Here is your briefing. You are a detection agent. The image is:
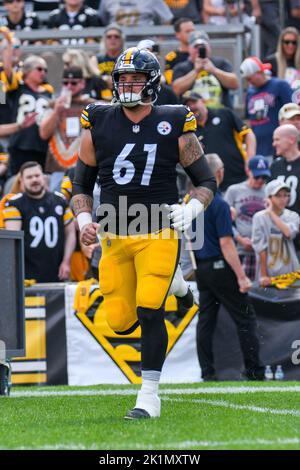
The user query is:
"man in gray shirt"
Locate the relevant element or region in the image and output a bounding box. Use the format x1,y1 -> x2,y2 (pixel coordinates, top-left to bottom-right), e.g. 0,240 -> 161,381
98,0 -> 173,26
252,179 -> 300,287
225,156 -> 270,280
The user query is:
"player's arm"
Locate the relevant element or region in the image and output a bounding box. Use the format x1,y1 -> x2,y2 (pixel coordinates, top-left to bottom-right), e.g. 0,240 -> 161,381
179,131 -> 216,209
70,129 -> 99,246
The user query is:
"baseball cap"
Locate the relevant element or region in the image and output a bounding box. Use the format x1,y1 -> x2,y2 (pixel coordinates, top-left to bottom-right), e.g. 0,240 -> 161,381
248,156 -> 271,178
240,56 -> 272,78
265,179 -> 290,197
63,67 -> 83,80
182,91 -> 203,103
278,102 -> 300,121
188,31 -> 209,47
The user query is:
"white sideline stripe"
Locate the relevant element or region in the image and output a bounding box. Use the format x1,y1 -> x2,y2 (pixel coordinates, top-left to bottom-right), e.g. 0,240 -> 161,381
25,308 -> 45,319
10,385 -> 300,398
163,397 -> 300,418
11,361 -> 47,372
3,438 -> 300,450
155,438 -> 300,450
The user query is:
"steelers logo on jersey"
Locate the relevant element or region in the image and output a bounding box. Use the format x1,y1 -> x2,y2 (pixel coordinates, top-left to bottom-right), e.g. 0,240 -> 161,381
157,121 -> 172,135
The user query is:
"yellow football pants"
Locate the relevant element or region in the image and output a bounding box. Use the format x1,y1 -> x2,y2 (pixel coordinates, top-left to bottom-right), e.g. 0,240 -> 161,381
99,229 -> 180,333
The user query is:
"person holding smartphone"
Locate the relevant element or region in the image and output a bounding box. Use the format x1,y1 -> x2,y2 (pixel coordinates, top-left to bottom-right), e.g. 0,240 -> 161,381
172,30 -> 239,108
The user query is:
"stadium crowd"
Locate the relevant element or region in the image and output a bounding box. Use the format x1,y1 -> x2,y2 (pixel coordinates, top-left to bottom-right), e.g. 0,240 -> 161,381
1,1 -> 300,390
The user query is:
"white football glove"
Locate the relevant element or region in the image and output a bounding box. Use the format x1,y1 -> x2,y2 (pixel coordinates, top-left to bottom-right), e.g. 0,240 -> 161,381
166,199 -> 204,232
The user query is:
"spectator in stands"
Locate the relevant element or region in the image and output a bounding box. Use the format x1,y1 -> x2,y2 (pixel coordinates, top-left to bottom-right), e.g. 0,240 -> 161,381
137,39 -> 178,105
203,0 -> 255,47
0,143 -> 9,197
271,124 -> 300,257
4,161 -> 76,282
0,26 -> 22,81
48,0 -> 100,45
265,27 -> 300,103
203,0 -> 242,23
278,102 -> 300,133
164,0 -> 202,23
62,48 -> 111,101
39,66 -> 94,174
225,156 -> 270,280
90,23 -> 125,100
5,55 -> 53,176
285,1 -> 300,30
240,56 -> 293,160
164,17 -> 195,85
0,171 -> 22,227
203,0 -> 249,24
182,90 -> 256,191
249,0 -> 280,58
98,0 -> 173,26
172,30 -> 239,107
252,179 -> 300,286
194,152 -> 264,381
0,28 -> 37,131
0,27 -> 23,125
1,0 -> 40,31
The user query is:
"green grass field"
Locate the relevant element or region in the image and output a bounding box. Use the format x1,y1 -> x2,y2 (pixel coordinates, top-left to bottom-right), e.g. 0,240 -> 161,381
0,382 -> 300,450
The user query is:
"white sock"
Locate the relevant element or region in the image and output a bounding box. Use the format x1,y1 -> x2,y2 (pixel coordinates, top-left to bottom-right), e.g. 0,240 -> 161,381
140,379 -> 159,395
135,373 -> 161,417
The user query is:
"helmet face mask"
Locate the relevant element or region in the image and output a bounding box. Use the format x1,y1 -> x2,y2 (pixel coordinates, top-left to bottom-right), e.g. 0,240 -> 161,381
112,47 -> 161,107
117,77 -> 148,108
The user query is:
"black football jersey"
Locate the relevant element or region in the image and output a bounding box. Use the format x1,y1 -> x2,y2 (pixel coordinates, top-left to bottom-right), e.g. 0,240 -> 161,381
48,6 -> 100,44
164,50 -> 189,84
1,11 -> 40,31
4,191 -> 73,282
7,82 -> 52,152
84,76 -> 111,101
96,54 -> 117,77
270,156 -> 300,250
80,103 -> 196,226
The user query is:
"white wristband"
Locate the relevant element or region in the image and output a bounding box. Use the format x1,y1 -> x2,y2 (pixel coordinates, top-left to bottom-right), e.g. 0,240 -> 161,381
77,212 -> 92,232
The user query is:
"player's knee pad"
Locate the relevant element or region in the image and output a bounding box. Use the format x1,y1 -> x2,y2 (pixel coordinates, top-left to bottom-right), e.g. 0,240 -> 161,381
99,257 -> 122,294
147,240 -> 178,278
137,241 -> 179,308
104,297 -> 137,333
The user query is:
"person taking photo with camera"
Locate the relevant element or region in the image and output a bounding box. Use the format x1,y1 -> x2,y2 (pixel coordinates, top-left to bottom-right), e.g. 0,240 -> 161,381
172,30 -> 238,108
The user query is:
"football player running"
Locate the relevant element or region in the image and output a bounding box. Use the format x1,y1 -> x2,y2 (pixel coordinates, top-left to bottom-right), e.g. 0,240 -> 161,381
72,47 -> 217,420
